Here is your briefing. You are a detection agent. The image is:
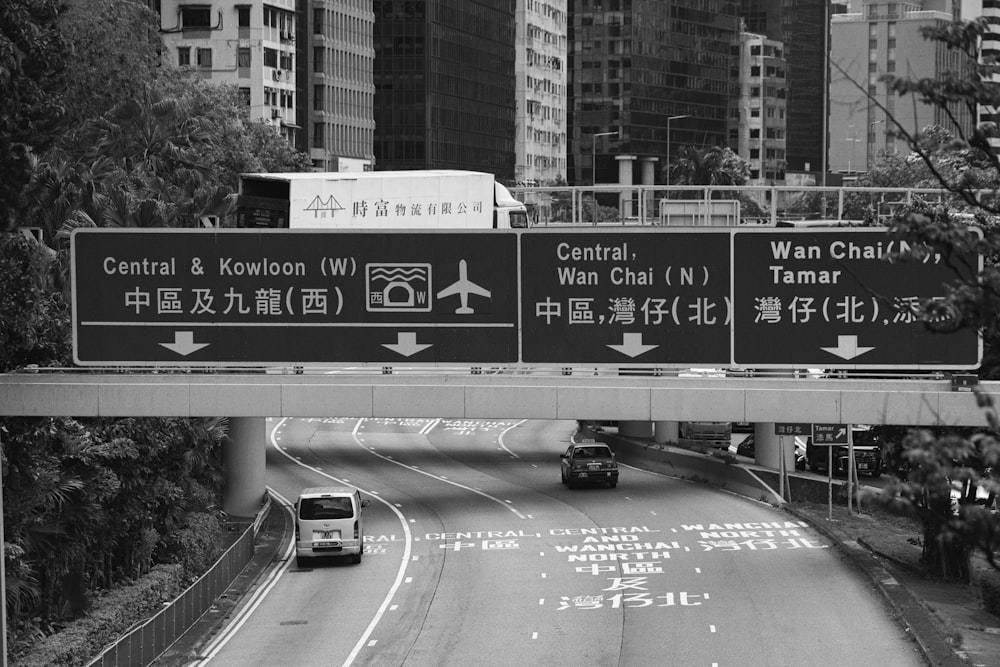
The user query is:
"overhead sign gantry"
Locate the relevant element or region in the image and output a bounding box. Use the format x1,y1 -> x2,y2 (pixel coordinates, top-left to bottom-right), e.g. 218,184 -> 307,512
71,227 -> 981,369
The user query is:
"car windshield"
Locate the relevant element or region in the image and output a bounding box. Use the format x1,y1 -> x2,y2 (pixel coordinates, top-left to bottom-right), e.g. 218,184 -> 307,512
575,446 -> 612,458
300,496 -> 353,520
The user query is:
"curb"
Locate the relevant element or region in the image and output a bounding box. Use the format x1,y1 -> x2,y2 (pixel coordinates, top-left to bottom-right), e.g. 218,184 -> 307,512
788,503 -> 965,665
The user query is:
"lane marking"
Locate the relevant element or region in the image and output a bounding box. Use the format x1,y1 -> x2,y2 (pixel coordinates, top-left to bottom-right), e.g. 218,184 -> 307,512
496,419 -> 527,458
268,418 -> 415,667
353,418 -> 528,519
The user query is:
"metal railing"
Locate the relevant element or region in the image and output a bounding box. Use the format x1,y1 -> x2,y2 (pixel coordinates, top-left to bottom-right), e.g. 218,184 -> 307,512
85,496 -> 271,667
509,184 -> 996,228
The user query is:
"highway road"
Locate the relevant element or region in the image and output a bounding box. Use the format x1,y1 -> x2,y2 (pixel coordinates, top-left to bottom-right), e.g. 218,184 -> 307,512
198,418 -> 924,667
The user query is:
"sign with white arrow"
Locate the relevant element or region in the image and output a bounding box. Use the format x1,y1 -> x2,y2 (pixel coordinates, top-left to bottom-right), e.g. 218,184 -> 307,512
813,423 -> 849,445
71,227 -> 980,368
520,229 -> 732,364
732,228 -> 981,369
71,230 -> 517,365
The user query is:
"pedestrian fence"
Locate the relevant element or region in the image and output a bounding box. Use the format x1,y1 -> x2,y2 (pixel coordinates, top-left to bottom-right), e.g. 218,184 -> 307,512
85,494 -> 273,667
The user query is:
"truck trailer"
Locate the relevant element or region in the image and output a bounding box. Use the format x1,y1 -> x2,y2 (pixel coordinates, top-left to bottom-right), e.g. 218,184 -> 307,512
235,170 -> 528,230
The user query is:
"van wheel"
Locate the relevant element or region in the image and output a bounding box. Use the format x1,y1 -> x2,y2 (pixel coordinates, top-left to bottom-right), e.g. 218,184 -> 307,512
296,555 -> 311,568
352,551 -> 363,564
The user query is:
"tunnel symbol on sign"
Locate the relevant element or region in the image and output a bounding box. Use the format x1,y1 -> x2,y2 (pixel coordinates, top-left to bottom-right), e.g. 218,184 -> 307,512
366,263 -> 432,312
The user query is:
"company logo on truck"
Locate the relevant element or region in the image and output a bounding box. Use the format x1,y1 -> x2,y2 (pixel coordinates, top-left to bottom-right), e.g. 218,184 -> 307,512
305,195 -> 346,218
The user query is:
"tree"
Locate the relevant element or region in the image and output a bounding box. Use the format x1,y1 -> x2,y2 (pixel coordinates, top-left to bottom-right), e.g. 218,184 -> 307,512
54,0 -> 163,152
0,0 -> 69,230
0,233 -> 70,371
664,145 -> 750,188
845,17 -> 1000,580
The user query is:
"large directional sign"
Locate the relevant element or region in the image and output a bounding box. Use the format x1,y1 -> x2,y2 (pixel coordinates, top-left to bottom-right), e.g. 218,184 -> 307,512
733,229 -> 981,367
520,230 -> 731,363
71,228 -> 981,368
72,230 -> 518,365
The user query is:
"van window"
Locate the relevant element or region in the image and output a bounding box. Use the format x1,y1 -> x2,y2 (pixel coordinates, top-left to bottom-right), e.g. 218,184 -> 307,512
300,496 -> 354,520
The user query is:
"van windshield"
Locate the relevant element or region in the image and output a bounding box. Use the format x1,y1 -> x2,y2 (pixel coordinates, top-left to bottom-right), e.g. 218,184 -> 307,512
300,497 -> 354,520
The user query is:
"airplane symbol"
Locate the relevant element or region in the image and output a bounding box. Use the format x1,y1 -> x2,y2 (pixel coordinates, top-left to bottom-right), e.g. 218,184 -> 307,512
436,259 -> 491,314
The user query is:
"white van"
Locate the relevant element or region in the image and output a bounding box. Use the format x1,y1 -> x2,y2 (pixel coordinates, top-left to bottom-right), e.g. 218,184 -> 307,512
294,486 -> 369,566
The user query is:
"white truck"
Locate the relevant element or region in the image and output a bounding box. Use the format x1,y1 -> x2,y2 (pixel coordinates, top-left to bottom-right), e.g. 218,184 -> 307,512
235,170 -> 528,230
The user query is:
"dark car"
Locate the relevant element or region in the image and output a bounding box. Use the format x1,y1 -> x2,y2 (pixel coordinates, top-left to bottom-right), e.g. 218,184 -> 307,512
561,443 -> 619,488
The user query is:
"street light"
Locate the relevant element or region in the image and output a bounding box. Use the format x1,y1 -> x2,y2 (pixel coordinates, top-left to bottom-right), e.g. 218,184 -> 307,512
665,114 -> 691,187
868,119 -> 884,170
591,131 -> 618,185
846,125 -> 862,174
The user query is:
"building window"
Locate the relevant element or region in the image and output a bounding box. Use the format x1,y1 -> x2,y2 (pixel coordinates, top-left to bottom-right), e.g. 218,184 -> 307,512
238,87 -> 251,106
177,46 -> 191,67
237,5 -> 250,27
238,47 -> 251,68
197,48 -> 212,68
314,85 -> 324,110
314,47 -> 324,73
751,86 -> 760,97
181,6 -> 212,29
264,47 -> 278,68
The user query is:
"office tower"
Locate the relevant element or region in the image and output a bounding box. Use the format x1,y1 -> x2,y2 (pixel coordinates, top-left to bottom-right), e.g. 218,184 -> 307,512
567,0 -> 741,186
372,0 -> 517,179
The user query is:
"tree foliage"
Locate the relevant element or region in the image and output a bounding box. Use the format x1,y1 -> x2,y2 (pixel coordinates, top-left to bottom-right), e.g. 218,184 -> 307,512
0,233 -> 70,371
854,17 -> 1000,580
0,0 -> 68,230
2,415 -> 227,651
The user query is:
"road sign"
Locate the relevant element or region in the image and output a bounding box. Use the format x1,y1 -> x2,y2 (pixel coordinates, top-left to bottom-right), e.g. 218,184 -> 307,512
775,423 -> 811,436
71,227 -> 982,368
812,423 -> 849,445
71,230 -> 518,365
520,229 -> 731,363
733,228 -> 981,368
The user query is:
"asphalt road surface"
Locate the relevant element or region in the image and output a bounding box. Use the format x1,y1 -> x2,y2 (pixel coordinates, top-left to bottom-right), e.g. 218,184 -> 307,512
198,418 -> 924,667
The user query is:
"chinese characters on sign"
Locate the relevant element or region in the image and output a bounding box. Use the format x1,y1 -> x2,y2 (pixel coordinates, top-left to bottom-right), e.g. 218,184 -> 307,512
71,228 -> 980,367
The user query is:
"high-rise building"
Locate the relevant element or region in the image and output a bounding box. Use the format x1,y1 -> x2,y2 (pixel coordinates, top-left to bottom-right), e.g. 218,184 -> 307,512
567,0 -> 741,187
731,32 -> 788,183
829,0 -> 972,172
156,0 -> 377,172
157,0 -> 300,144
372,1 -> 517,179
300,0 -> 376,171
515,0 -> 568,185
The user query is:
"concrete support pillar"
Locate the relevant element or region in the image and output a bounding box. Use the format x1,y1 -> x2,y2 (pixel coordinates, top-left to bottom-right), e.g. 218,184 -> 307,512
753,422 -> 795,472
618,420 -> 654,439
616,155 -> 636,219
639,157 -> 659,224
653,421 -> 679,444
223,417 -> 267,518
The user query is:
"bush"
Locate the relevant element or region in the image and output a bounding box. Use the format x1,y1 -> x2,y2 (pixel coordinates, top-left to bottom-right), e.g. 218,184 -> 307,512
13,564 -> 185,667
160,511 -> 225,574
981,570 -> 1000,617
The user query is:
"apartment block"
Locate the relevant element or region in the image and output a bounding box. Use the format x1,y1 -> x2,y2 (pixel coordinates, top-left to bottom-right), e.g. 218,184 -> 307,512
516,0 -> 568,186
730,32 -> 788,183
158,0 -> 300,145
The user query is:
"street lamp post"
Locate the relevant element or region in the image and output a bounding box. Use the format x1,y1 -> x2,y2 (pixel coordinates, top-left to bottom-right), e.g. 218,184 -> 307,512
591,131 -> 617,223
665,114 -> 691,187
868,119 -> 884,170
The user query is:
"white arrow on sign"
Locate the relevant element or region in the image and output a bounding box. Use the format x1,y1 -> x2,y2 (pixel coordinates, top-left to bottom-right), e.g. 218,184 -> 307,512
383,332 -> 432,357
607,333 -> 658,358
820,335 -> 875,360
835,427 -> 847,441
159,331 -> 210,356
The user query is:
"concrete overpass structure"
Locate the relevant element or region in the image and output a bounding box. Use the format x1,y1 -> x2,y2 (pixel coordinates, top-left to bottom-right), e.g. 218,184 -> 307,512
2,371 -> 995,515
